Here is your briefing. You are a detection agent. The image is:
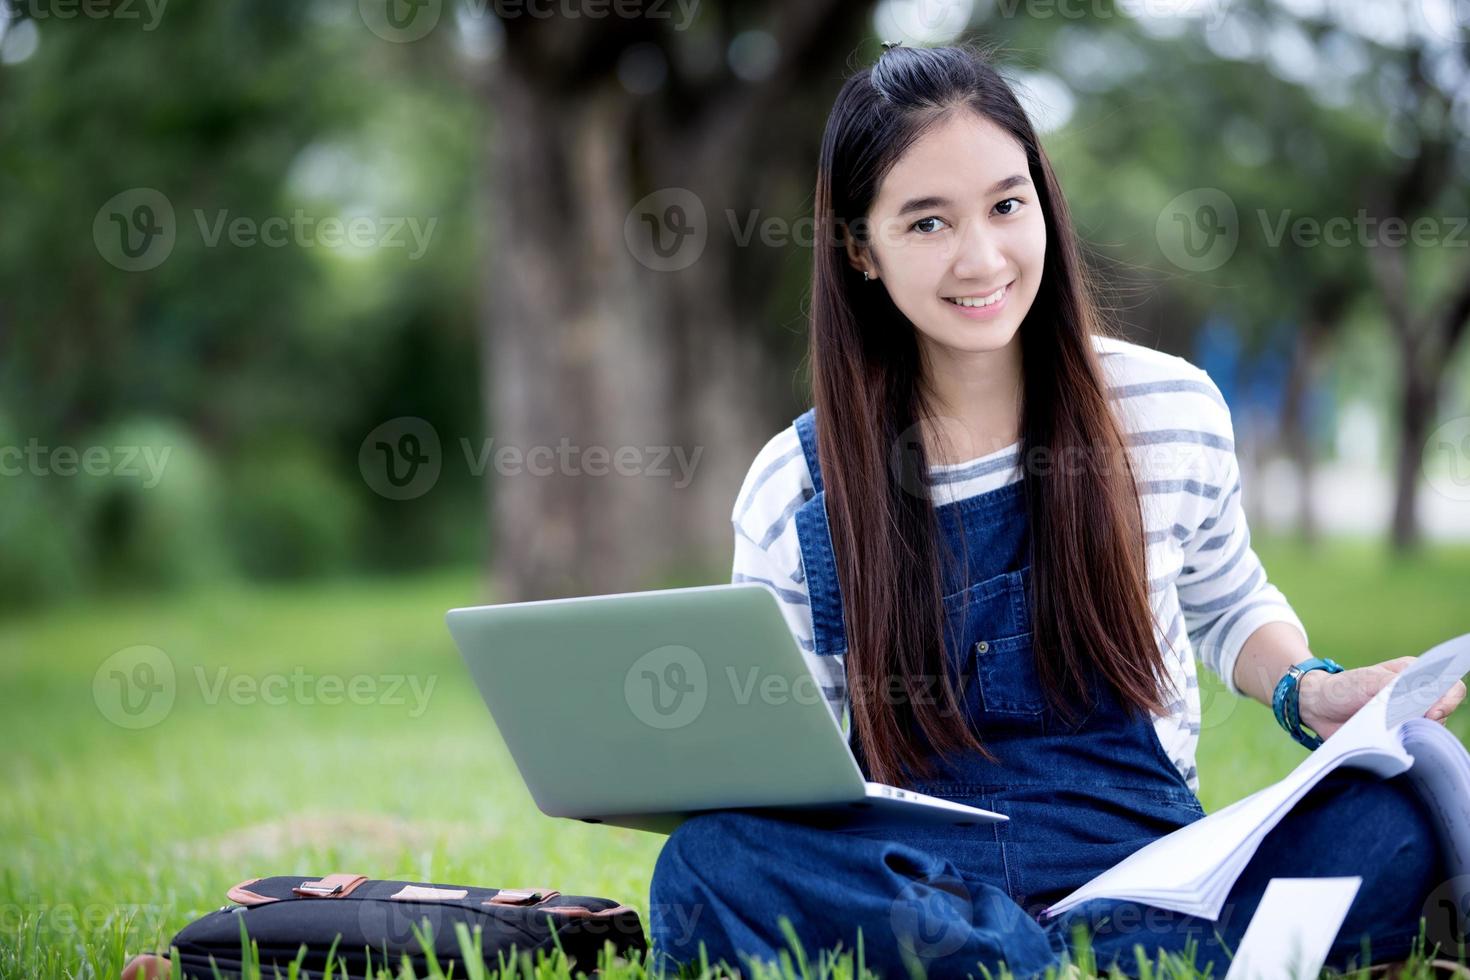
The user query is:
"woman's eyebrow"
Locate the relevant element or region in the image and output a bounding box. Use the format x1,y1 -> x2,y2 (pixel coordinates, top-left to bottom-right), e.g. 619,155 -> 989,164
894,174 -> 1032,216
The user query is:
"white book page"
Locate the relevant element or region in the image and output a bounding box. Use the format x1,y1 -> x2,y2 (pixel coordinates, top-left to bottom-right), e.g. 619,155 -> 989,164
1222,877 -> 1362,980
1042,632 -> 1470,921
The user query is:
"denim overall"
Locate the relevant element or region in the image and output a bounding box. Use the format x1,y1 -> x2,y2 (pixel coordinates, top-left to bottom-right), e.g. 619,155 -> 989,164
648,408 -> 1448,978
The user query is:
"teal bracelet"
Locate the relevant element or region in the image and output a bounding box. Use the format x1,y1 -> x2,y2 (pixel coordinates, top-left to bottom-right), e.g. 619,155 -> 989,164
1271,656 -> 1345,750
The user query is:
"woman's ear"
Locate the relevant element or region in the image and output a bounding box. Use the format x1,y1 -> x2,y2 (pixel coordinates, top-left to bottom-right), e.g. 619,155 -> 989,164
844,236 -> 876,281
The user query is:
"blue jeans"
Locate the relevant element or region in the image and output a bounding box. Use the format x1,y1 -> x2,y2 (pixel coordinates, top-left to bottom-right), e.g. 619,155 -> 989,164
648,767 -> 1450,978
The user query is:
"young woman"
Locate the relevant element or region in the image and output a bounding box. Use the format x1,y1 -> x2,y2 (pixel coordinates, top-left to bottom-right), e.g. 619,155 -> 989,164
648,42 -> 1465,978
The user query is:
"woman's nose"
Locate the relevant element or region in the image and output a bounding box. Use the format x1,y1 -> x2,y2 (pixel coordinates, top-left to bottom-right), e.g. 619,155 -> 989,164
952,219 -> 1009,283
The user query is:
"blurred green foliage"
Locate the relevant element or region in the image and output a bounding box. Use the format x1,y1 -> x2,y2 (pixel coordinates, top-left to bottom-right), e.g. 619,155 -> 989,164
0,0 -> 488,608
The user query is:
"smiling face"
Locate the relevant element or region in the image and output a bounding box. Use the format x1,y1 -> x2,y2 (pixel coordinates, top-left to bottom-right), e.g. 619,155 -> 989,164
848,108 -> 1047,373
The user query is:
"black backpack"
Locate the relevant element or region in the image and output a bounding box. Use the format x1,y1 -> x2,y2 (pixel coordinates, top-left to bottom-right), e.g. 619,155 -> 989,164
121,873 -> 648,979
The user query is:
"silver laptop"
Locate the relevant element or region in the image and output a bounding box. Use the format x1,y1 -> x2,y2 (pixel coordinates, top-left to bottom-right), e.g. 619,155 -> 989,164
445,582 -> 1008,835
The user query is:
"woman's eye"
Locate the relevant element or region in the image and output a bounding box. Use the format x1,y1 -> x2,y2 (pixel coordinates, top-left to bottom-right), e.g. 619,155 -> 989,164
994,197 -> 1024,216
911,216 -> 948,235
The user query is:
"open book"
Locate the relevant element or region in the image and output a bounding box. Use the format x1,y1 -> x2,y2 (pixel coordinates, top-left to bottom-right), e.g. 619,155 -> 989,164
1041,632 -> 1470,932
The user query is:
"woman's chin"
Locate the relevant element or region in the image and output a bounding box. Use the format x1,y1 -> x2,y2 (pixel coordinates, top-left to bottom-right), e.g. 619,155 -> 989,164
919,322 -> 1022,358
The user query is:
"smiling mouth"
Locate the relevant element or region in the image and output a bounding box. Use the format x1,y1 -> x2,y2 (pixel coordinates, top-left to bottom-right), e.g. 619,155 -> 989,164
943,282 -> 1012,308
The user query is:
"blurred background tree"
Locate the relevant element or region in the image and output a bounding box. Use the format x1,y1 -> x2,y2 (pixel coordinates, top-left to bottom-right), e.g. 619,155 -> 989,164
0,0 -> 1465,613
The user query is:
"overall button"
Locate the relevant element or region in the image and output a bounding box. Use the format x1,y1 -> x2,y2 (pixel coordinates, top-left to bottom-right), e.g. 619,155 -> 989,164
976,640 -> 989,653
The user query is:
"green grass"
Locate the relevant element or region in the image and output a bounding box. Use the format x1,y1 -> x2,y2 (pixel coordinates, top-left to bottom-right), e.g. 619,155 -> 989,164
2,540 -> 1468,979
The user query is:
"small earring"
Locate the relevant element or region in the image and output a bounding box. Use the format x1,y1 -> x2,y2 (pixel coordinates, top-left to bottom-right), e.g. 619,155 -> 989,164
863,270 -> 871,281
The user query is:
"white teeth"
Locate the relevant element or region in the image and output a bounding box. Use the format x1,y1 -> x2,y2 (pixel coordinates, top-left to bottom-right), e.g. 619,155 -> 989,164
945,284 -> 1007,308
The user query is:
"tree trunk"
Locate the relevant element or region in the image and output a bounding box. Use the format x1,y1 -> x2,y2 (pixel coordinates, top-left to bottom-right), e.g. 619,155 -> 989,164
476,2 -> 872,600
1390,354 -> 1436,553
481,73 -> 675,600
1281,287 -> 1347,547
1280,324 -> 1316,545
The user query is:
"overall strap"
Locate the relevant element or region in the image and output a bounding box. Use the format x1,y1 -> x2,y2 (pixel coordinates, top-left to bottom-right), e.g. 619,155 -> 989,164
792,407 -> 823,496
791,406 -> 847,657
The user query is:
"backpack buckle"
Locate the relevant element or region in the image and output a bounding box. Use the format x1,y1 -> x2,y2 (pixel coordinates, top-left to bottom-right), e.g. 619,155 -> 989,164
292,874 -> 367,898
486,887 -> 560,906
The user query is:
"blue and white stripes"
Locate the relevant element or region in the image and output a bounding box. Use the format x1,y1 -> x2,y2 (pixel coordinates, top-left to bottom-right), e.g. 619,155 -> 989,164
729,335 -> 1309,795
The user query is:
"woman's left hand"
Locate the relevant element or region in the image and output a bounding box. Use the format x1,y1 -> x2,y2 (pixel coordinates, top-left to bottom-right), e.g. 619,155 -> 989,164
1296,656 -> 1467,743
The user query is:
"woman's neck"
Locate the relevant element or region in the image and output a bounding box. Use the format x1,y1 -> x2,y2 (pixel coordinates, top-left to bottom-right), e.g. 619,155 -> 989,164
919,334 -> 1023,465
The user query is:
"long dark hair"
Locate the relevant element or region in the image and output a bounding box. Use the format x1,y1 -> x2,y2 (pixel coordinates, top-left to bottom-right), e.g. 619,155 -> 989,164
810,40 -> 1172,786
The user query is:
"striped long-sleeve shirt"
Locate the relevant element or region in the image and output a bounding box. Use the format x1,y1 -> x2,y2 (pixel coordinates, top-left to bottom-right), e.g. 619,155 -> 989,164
729,334 -> 1308,794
